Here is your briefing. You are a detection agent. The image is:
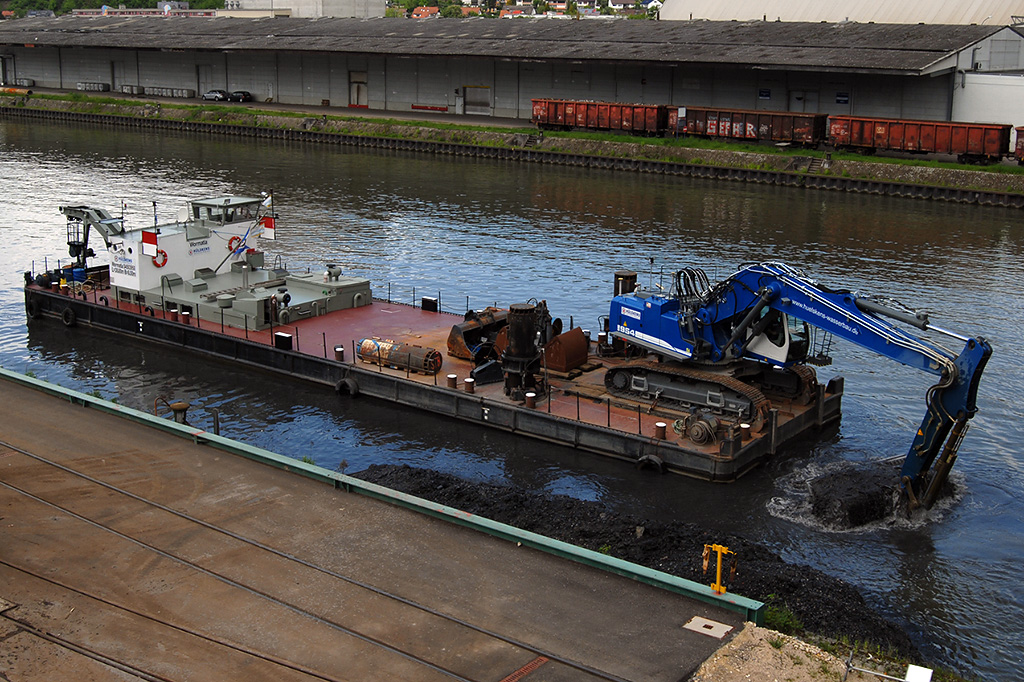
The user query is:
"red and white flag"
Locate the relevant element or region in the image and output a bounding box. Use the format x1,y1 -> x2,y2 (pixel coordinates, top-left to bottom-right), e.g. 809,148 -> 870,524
141,230 -> 158,256
259,215 -> 276,240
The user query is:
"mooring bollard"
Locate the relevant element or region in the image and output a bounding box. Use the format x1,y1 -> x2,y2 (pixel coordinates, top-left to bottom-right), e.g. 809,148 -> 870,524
525,391 -> 536,408
464,377 -> 475,394
447,373 -> 458,389
655,421 -> 667,440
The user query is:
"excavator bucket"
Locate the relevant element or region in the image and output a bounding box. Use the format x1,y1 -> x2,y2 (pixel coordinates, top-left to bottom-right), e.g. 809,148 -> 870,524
447,307 -> 507,361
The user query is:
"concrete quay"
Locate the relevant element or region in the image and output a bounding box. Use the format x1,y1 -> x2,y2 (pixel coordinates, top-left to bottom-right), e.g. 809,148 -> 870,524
0,372 -> 752,681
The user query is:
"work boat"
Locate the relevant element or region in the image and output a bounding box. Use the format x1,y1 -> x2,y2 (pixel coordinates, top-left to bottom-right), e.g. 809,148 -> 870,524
55,194 -> 369,329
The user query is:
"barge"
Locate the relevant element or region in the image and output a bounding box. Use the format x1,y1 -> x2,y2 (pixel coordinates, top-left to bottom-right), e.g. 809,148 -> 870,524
23,194 -> 843,480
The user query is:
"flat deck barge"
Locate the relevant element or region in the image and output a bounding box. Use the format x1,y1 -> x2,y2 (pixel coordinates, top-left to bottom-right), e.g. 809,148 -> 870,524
23,195 -> 842,480
0,372 -> 754,681
23,279 -> 842,480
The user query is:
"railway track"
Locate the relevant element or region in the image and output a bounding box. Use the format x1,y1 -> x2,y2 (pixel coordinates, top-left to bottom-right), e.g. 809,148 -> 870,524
0,439 -> 625,682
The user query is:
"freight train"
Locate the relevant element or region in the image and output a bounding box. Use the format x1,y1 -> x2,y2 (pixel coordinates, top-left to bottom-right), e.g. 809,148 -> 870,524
530,98 -> 1024,165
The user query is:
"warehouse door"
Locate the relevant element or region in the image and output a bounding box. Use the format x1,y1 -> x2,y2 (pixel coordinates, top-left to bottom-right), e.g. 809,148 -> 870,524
196,65 -> 214,95
0,55 -> 12,86
788,91 -> 818,113
111,61 -> 126,91
463,85 -> 491,115
349,71 -> 367,108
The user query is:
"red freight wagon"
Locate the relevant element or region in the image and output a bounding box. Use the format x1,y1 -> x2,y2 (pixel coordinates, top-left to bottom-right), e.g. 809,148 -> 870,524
828,116 -> 1012,164
531,99 -> 669,135
681,107 -> 827,146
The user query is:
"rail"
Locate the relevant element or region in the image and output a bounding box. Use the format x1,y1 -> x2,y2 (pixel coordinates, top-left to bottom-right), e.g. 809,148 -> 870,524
0,365 -> 765,624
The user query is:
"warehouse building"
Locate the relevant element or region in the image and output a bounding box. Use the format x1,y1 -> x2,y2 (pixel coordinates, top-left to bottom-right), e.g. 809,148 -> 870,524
1,16 -> 1023,125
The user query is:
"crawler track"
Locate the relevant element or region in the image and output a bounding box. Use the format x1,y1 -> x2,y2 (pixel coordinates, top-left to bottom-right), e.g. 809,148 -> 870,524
605,361 -> 772,431
0,440 -> 624,682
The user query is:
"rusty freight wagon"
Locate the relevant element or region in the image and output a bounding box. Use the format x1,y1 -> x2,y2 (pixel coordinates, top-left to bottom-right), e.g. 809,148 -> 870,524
531,98 -> 670,135
828,115 -> 1012,164
681,107 -> 827,146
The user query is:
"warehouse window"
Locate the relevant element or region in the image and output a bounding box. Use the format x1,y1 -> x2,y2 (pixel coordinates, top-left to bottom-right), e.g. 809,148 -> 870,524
989,39 -> 1020,70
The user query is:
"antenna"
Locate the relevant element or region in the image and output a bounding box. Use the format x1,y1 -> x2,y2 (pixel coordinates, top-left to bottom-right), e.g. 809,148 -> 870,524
648,256 -> 655,290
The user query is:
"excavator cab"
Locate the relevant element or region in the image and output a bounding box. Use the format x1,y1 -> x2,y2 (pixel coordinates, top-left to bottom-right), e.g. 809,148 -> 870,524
744,309 -> 809,366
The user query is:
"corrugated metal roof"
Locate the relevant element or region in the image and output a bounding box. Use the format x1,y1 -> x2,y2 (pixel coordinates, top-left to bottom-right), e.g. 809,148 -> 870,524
661,0 -> 1024,25
0,16 -> 999,74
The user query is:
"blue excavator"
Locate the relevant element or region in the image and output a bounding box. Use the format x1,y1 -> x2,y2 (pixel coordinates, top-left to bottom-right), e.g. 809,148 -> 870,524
605,262 -> 991,509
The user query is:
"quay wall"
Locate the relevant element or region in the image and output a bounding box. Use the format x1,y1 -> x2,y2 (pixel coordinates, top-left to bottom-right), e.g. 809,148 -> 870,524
4,96 -> 1024,208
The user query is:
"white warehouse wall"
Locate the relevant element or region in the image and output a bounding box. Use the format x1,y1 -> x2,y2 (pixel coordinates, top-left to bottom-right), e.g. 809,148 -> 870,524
953,72 -> 1024,127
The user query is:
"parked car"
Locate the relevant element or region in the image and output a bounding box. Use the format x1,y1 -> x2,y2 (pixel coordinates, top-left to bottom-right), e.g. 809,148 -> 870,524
228,90 -> 253,102
201,89 -> 229,101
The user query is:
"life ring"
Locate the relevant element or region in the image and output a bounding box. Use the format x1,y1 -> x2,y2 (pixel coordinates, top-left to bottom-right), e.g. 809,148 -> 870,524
25,298 -> 41,319
228,236 -> 243,252
152,249 -> 168,268
62,307 -> 77,328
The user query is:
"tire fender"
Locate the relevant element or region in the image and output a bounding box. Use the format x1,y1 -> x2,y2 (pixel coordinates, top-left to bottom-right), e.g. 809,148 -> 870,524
62,307 -> 77,328
25,298 -> 41,319
335,376 -> 359,397
635,454 -> 665,473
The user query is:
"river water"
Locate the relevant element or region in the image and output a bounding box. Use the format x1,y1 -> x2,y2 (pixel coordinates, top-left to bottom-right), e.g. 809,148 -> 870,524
2,119 -> 1022,679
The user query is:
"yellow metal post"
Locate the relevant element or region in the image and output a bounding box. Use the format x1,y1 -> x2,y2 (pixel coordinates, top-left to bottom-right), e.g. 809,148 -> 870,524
704,543 -> 735,595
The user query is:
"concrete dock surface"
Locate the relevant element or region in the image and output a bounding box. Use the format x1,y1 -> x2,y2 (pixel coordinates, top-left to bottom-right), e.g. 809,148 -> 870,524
0,376 -> 744,681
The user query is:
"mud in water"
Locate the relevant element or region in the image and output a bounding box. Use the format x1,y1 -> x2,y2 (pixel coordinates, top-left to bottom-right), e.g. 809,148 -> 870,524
353,464 -> 917,656
809,461 -> 904,529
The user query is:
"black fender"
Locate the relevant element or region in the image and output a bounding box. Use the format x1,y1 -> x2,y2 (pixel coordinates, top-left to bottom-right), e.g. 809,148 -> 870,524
61,306 -> 77,328
335,376 -> 359,397
25,297 -> 41,319
635,454 -> 666,473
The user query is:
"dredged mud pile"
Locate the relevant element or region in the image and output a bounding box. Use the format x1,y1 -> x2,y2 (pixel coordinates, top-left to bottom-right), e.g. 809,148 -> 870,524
353,464 -> 916,656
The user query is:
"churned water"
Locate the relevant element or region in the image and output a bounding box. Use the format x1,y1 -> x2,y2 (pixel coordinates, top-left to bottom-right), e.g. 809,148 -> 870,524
2,119 -> 1022,679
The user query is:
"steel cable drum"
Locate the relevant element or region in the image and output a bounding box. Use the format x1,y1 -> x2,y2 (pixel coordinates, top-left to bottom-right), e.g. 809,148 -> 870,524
357,338 -> 443,375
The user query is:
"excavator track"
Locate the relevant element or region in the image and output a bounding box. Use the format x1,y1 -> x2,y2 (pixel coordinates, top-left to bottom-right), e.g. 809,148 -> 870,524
604,361 -> 772,432
788,365 -> 819,405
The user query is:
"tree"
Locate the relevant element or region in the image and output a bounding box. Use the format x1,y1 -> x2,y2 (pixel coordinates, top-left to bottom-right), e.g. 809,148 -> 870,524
440,3 -> 463,16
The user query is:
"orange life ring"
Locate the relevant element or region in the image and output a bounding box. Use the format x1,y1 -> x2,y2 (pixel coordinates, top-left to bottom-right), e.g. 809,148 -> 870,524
228,236 -> 243,251
152,249 -> 168,268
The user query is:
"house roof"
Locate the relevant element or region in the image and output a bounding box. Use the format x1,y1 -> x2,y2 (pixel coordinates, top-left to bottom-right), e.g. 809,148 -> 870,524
0,16 -> 1000,74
